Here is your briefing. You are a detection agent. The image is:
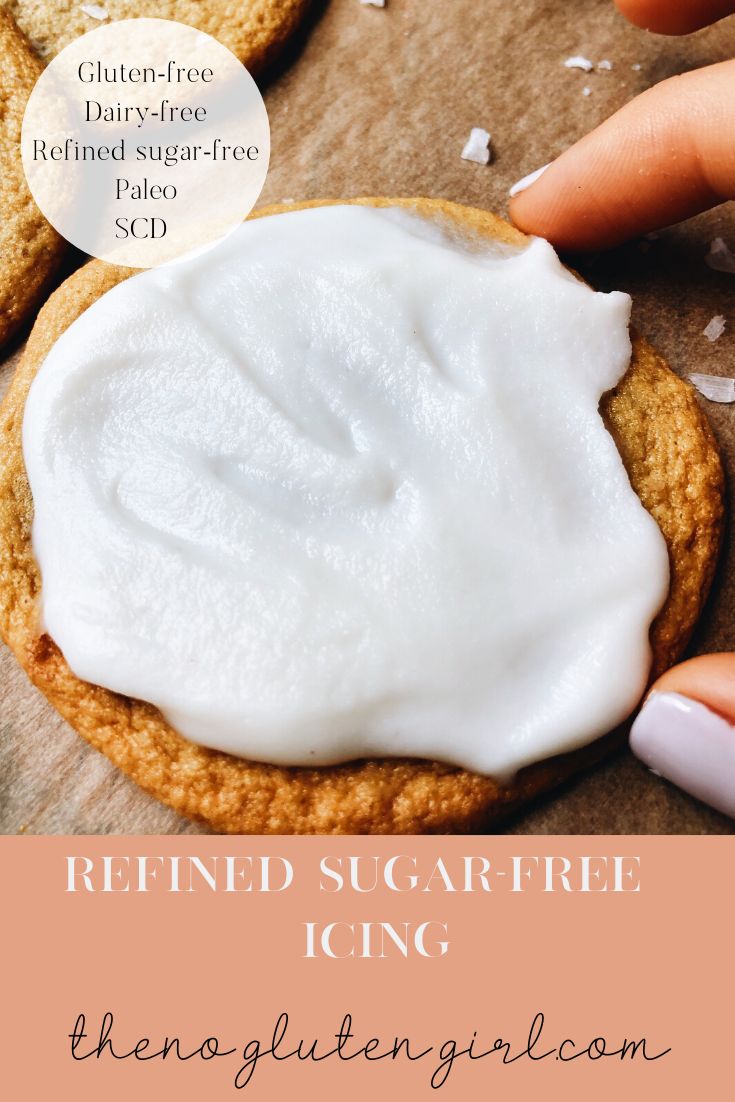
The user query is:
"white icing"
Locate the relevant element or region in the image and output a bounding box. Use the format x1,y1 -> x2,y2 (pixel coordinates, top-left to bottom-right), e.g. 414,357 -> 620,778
24,205 -> 669,776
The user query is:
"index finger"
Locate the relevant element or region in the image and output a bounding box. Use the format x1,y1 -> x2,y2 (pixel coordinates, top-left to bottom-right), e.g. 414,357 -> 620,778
508,60 -> 735,250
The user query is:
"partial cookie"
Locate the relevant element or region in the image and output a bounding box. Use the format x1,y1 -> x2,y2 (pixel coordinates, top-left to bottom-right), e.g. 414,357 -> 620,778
0,10 -> 64,347
4,1 -> 313,72
0,198 -> 725,834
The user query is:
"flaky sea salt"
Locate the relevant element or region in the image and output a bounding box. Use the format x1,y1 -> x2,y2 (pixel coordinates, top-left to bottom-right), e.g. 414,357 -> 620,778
706,237 -> 735,275
582,86 -> 592,96
359,0 -> 385,7
703,316 -> 727,342
631,63 -> 642,71
564,55 -> 594,72
597,59 -> 614,70
461,127 -> 492,166
689,372 -> 735,402
80,3 -> 108,18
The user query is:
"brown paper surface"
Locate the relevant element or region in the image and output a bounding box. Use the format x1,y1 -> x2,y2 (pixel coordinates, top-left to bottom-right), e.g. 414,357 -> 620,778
2,0 -> 735,834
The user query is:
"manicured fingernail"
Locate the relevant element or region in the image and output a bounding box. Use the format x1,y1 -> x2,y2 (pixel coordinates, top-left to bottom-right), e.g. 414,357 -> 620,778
508,163 -> 551,198
630,692 -> 735,818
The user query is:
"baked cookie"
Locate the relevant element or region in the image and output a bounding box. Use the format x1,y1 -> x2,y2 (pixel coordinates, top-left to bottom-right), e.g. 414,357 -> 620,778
0,199 -> 725,834
3,1 -> 313,72
0,10 -> 65,347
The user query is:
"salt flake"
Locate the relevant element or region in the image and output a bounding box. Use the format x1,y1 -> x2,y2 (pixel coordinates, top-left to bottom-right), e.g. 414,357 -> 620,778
706,237 -> 735,275
582,86 -> 592,97
564,55 -> 594,72
689,372 -> 735,403
80,3 -> 108,18
631,63 -> 642,71
359,0 -> 385,6
703,316 -> 727,342
461,127 -> 492,166
597,59 -> 614,70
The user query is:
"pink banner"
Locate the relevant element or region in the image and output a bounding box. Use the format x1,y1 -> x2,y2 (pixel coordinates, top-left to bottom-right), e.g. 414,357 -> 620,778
2,835 -> 730,1098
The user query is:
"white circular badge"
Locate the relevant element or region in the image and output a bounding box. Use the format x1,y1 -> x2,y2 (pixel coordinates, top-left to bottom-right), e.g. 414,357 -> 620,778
21,18 -> 270,268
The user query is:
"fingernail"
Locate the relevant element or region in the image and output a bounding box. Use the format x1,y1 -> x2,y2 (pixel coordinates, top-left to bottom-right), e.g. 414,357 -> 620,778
508,163 -> 552,198
630,692 -> 735,818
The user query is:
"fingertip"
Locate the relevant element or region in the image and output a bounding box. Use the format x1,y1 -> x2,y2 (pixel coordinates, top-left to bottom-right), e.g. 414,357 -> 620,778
509,60 -> 735,251
614,0 -> 735,35
507,159 -> 576,246
631,654 -> 735,818
508,148 -> 629,252
630,687 -> 735,818
508,163 -> 552,200
648,654 -> 735,726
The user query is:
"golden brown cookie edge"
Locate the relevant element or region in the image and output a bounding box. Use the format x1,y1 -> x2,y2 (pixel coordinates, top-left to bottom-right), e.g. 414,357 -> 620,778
0,9 -> 66,347
5,0 -> 314,73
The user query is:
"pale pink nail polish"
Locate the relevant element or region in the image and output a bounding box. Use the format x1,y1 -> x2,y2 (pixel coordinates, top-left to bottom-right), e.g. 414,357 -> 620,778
508,163 -> 551,198
630,692 -> 735,818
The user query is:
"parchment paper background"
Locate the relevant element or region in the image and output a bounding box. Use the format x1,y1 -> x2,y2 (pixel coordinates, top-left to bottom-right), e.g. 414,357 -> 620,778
2,0 -> 734,833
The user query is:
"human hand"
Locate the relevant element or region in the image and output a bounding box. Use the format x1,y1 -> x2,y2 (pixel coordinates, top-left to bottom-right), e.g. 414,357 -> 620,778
509,0 -> 735,817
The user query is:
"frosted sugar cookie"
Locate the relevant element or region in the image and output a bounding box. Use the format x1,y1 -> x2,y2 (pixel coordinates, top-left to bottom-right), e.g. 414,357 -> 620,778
0,199 -> 724,832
